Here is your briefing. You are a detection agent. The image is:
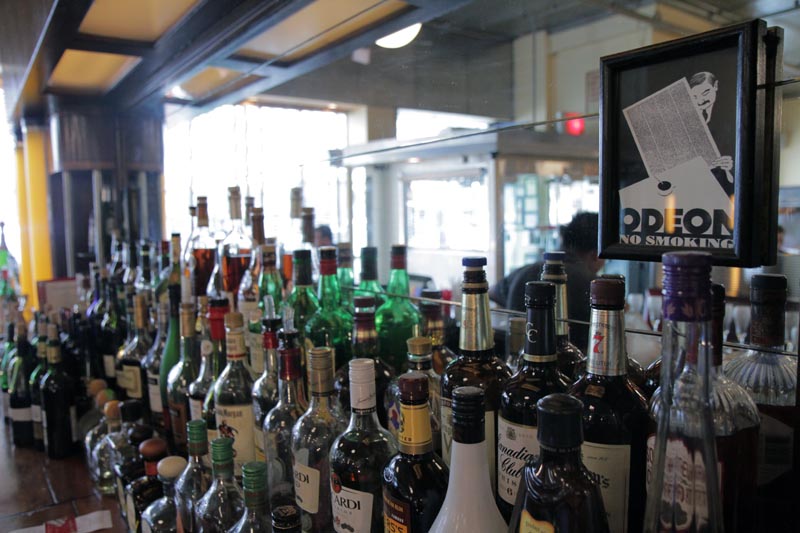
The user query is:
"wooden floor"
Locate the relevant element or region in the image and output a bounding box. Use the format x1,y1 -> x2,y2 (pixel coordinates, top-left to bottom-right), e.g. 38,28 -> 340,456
0,423 -> 126,531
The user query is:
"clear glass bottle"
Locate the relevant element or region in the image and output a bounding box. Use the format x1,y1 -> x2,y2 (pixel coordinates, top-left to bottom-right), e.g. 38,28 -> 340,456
214,311 -> 255,478
355,246 -> 386,307
292,347 -> 343,532
125,437 -> 169,533
141,455 -> 187,533
253,296 -> 281,462
238,207 -> 266,321
112,404 -> 155,522
167,303 -> 199,455
143,302 -> 169,435
195,437 -> 244,531
114,287 -> 136,397
384,336 -> 441,455
92,400 -> 121,494
175,420 -> 212,533
134,241 -> 155,310
329,358 -> 398,532
419,288 -> 458,375
41,324 -> 78,459
200,298 -> 230,446
429,386 -> 506,533
83,385 -> 115,477
336,242 -> 355,312
507,393 -> 610,533
374,245 -> 422,372
382,373 -> 449,532
264,329 -> 308,508
120,295 -> 153,409
188,197 -> 217,299
216,186 -> 253,308
258,243 -> 284,312
286,249 -> 320,352
229,462 -> 270,532
644,252 -> 723,533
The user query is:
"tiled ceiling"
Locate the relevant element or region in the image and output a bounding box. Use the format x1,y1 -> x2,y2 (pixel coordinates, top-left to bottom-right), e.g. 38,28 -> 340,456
48,49 -> 140,93
78,0 -> 201,42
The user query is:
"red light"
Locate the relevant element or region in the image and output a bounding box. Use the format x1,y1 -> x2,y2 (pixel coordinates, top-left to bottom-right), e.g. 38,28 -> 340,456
564,113 -> 585,136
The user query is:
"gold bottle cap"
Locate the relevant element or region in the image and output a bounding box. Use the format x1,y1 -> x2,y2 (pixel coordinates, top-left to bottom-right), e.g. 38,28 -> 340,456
224,311 -> 244,329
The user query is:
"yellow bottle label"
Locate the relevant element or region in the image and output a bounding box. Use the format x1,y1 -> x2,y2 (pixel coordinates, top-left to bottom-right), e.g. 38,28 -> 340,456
399,403 -> 432,450
520,510 -> 555,533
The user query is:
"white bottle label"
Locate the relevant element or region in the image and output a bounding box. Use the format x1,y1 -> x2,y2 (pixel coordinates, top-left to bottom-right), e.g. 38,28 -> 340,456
294,458 -> 320,514
189,397 -> 203,421
10,406 -> 32,422
248,330 -> 265,374
441,402 -> 497,492
582,441 -> 631,533
70,405 -> 79,443
757,412 -> 794,485
497,416 -> 539,507
331,480 -> 373,533
103,354 -> 116,378
147,372 -> 162,413
124,365 -> 142,398
215,403 -> 255,475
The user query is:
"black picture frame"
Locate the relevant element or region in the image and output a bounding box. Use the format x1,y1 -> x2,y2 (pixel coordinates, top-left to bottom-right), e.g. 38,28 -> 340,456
599,19 -> 781,266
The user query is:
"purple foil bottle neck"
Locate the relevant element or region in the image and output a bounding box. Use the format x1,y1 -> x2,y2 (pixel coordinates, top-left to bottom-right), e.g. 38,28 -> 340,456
661,251 -> 712,322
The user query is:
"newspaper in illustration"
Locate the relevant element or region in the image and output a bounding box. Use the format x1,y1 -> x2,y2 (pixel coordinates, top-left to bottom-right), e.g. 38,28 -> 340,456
619,75 -> 734,249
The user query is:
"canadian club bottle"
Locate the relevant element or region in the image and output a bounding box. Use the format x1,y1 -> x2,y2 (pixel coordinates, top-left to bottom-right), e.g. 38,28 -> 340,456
41,324 -> 78,458
507,393 -> 610,533
382,373 -> 449,532
569,278 -> 649,533
497,281 -> 570,520
214,311 -> 255,478
540,251 -> 586,380
329,359 -> 398,533
167,303 -> 199,455
440,257 -> 511,494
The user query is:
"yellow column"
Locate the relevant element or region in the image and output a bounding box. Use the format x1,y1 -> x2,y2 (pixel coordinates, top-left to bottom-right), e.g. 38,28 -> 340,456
14,138 -> 33,320
21,119 -> 53,312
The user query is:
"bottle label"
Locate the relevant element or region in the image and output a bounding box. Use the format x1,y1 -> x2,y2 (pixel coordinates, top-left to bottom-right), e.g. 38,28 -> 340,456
497,416 -> 539,507
32,405 -> 42,439
126,492 -> 137,532
386,394 -> 401,439
383,487 -> 412,533
350,380 -> 376,412
147,372 -> 162,413
330,474 -> 373,533
398,403 -> 432,453
189,397 -> 203,422
226,331 -> 247,360
215,403 -> 255,475
440,403 -> 497,492
520,510 -> 555,533
582,441 -> 631,533
70,405 -> 78,443
123,364 -> 142,398
757,409 -> 794,485
10,406 -> 32,422
116,368 -> 127,389
169,400 -> 188,447
103,354 -> 116,378
293,459 -> 321,514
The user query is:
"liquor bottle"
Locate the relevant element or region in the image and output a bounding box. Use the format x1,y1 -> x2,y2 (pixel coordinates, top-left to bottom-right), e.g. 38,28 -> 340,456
122,241 -> 139,313
167,303 -> 199,455
159,256 -> 182,448
188,196 -> 216,299
292,347 -> 344,532
253,296 -> 281,461
238,206 -> 266,318
125,437 -> 169,533
1,320 -> 15,419
217,186 -> 252,307
287,248 -> 320,353
505,316 -> 526,372
440,257 -> 511,491
114,286 -> 136,398
384,336 -> 442,454
109,401 -> 154,518
188,299 -> 214,428
134,241 -> 154,308
337,242 -> 355,312
300,207 -> 320,279
29,321 -> 48,450
41,324 -> 79,458
644,252 -> 722,533
81,382 -> 114,464
229,462 -> 270,532
382,373 -> 449,532
263,330 -> 308,508
8,324 -> 35,447
258,243 -> 284,311
88,269 -> 110,379
374,245 -> 422,372
496,282 -> 570,520
214,311 -> 255,477
507,393 -> 610,533
272,505 -> 303,533
143,302 -> 169,435
355,246 -> 387,307
429,386 -> 506,533
200,298 -> 230,444
329,359 -> 398,532
419,288 -> 457,375
119,295 -> 152,408
599,273 -> 647,388
99,278 -> 124,389
305,247 -> 353,365
175,420 -> 212,533
141,455 -> 187,533
195,437 -> 245,531
540,251 -> 586,381
92,400 -> 121,494
569,278 -> 649,533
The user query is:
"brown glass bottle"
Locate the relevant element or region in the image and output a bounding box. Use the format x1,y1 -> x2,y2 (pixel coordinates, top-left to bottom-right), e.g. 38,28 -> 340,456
419,289 -> 457,375
569,278 -> 648,533
508,393 -> 610,533
540,252 -> 586,381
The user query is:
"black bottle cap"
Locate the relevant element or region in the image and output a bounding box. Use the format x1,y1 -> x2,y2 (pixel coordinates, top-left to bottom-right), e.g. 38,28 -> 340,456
600,273 -> 626,281
543,251 -> 565,262
525,281 -> 555,308
451,386 -> 485,444
319,246 -> 337,261
294,249 -> 311,262
590,278 -> 626,309
398,372 -> 429,404
536,393 -> 583,450
420,289 -> 442,309
360,246 -> 378,280
272,505 -> 302,530
209,298 -> 229,309
128,424 -> 154,447
391,244 -> 407,257
750,274 -> 787,307
119,400 -> 142,422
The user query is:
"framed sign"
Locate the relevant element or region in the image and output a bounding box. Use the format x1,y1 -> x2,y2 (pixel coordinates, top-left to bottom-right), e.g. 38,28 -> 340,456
599,19 -> 782,266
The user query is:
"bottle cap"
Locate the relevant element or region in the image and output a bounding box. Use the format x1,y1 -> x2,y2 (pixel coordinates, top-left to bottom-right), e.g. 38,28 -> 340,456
337,242 -> 353,266
94,389 -> 116,408
590,278 -> 626,309
391,244 -> 407,270
661,251 -> 712,321
103,400 -> 121,419
272,505 -> 302,530
349,358 -> 375,385
242,461 -> 267,491
211,437 -> 234,464
536,393 -> 583,450
601,273 -> 626,282
224,311 -> 244,329
420,288 -> 442,306
462,256 -> 486,267
524,281 -> 555,308
87,379 -> 108,397
157,456 -> 187,480
293,249 -> 311,262
139,437 -> 168,460
129,425 -> 154,446
187,420 -> 207,444
398,372 -> 428,403
319,246 -> 337,261
209,298 -> 229,309
750,274 -> 787,304
406,336 -> 432,356
360,247 -> 379,280
509,317 -> 526,334
543,251 -> 565,262
119,400 -> 142,422
452,386 -> 484,423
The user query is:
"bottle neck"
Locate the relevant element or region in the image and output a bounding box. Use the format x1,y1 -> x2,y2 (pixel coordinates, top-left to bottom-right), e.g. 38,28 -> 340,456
308,389 -> 336,412
212,460 -> 235,481
750,301 -> 786,350
318,272 -> 341,309
180,334 -> 196,363
408,357 -> 433,372
188,441 -> 208,460
226,331 -> 247,363
243,487 -> 268,513
398,400 -> 434,456
586,307 -> 627,377
421,307 -> 445,347
161,479 -> 176,499
278,374 -> 305,406
107,418 -> 122,432
353,317 -> 378,357
348,380 -> 378,429
542,275 -> 570,338
522,304 -> 557,364
386,268 -> 410,297
459,280 -> 494,356
538,445 -> 583,467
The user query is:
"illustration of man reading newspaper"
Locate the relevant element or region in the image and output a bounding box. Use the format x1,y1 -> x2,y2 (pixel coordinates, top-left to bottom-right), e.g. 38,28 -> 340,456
619,72 -> 735,249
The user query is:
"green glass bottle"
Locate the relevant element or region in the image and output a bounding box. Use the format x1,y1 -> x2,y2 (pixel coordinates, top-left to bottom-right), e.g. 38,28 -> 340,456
286,249 -> 319,350
355,246 -> 387,307
336,242 -> 355,313
159,238 -> 181,448
259,244 -> 284,312
375,245 -> 422,373
29,322 -> 48,451
167,303 -> 199,455
201,298 -> 230,447
305,247 -> 353,370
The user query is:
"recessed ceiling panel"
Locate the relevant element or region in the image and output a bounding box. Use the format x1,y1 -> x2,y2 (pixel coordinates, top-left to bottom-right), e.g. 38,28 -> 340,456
48,50 -> 141,93
238,0 -> 409,63
174,67 -> 244,100
78,0 -> 201,42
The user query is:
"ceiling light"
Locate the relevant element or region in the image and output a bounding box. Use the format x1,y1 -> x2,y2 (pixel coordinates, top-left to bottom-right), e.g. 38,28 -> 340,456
375,23 -> 421,49
327,103 -> 338,110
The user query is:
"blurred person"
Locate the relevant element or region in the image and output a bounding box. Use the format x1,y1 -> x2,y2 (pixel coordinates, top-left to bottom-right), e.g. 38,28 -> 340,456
315,225 -> 334,247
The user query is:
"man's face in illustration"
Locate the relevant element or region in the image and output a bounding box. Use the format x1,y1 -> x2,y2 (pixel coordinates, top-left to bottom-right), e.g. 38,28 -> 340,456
690,79 -> 718,115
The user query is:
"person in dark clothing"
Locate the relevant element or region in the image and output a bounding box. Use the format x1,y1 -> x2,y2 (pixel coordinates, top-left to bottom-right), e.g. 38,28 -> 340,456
497,212 -> 604,352
315,224 -> 334,247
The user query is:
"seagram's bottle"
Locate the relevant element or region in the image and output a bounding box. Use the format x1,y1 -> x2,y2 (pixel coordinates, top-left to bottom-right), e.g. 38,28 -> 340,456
569,278 -> 649,533
375,245 -> 421,373
497,281 -> 571,520
329,358 -> 398,533
166,303 -> 199,455
174,420 -> 212,533
195,437 -> 244,531
440,257 -> 511,494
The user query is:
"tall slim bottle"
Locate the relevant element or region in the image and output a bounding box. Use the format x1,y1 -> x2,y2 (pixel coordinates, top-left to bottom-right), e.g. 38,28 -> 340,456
336,242 -> 355,312
99,277 -> 124,390
374,245 -> 421,372
167,303 -> 199,455
237,207 -> 266,327
355,247 -> 386,307
253,296 -> 281,461
497,281 -> 570,520
119,295 -> 152,411
159,242 -> 182,448
569,278 -> 649,533
143,302 -> 169,435
29,322 -> 48,451
258,243 -> 284,311
8,325 -> 35,447
41,324 -> 78,458
644,252 -> 722,533
216,186 -> 252,308
188,197 -> 217,299
200,298 -> 230,444
440,257 -> 511,493
174,420 -> 212,533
